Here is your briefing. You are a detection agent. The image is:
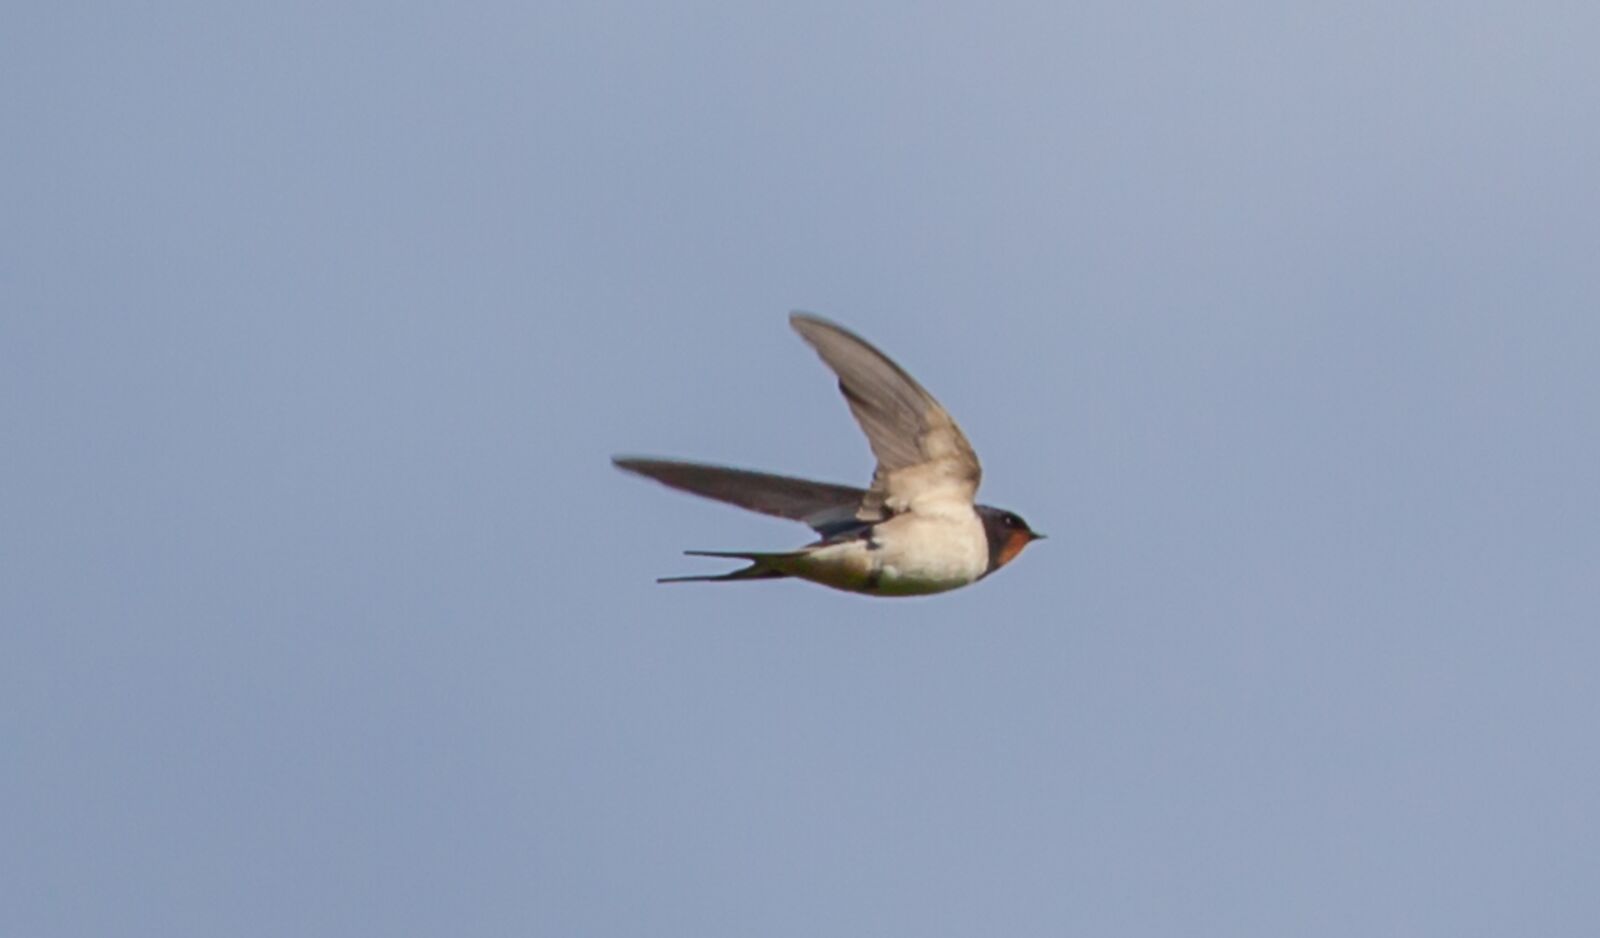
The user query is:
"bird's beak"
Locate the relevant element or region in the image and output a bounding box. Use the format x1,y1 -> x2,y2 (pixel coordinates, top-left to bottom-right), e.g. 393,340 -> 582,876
1030,532 -> 1047,541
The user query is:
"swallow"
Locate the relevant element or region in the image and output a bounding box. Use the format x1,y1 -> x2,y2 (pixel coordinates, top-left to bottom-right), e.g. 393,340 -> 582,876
613,312 -> 1044,596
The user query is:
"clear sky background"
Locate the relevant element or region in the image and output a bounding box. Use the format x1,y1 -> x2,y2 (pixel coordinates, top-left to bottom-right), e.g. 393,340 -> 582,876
4,3 -> 1598,936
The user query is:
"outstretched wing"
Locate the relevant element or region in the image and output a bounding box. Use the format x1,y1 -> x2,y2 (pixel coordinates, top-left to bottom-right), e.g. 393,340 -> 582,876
612,457 -> 868,536
788,313 -> 981,519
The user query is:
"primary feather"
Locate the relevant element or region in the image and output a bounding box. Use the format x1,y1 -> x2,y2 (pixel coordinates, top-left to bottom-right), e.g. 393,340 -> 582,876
610,457 -> 866,536
788,313 -> 982,518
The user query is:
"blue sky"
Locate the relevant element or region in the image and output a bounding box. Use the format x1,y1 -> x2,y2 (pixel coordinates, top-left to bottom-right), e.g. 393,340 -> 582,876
5,3 -> 1598,935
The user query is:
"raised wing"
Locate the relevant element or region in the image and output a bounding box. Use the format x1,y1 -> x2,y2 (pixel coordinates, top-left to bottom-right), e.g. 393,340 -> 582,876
612,457 -> 868,536
788,313 -> 981,519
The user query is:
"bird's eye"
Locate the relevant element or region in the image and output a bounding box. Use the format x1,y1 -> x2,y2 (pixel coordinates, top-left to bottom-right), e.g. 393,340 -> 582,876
1005,514 -> 1022,527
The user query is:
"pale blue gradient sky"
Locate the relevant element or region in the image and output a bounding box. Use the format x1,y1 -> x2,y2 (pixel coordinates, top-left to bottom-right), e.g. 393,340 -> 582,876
4,3 -> 1598,936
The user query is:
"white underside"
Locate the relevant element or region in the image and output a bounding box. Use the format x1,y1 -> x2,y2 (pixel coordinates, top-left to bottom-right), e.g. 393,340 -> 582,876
786,509 -> 989,596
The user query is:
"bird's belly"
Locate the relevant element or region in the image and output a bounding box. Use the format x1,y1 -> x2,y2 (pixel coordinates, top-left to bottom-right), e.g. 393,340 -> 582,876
871,547 -> 986,595
791,516 -> 988,596
786,542 -> 879,593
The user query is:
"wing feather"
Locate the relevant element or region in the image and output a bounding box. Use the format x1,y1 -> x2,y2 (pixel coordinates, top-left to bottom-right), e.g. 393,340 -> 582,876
612,457 -> 867,535
788,313 -> 981,518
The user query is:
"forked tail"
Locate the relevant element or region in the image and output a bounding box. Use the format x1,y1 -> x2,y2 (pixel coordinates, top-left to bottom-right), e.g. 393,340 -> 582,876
657,550 -> 799,584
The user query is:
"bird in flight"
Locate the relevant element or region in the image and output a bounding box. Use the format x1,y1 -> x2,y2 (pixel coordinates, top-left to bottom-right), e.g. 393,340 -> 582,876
614,313 -> 1044,596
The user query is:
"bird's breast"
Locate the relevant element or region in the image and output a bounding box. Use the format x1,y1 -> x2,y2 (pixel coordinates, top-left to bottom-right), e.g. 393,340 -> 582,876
862,511 -> 988,594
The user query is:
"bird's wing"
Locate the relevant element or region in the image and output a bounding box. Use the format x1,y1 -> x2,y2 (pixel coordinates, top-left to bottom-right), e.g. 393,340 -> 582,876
612,457 -> 868,536
788,312 -> 981,520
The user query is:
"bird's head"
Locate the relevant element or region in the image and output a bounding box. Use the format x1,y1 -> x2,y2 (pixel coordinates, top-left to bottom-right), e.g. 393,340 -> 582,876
978,506 -> 1046,574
